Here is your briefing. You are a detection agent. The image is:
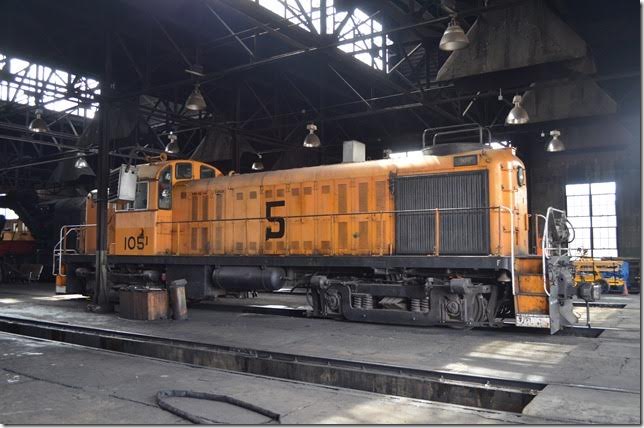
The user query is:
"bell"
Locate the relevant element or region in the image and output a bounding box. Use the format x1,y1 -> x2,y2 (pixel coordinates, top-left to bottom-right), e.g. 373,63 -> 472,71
497,272 -> 511,282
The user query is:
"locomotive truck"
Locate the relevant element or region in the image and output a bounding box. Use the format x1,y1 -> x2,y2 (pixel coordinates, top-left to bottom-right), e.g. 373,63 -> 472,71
55,140 -> 585,333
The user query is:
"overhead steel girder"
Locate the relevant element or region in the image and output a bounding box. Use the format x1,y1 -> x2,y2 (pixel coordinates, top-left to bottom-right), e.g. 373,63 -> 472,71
212,0 -> 461,123
120,0 -> 510,98
0,152 -> 92,173
153,17 -> 193,68
0,122 -> 79,141
136,101 -> 291,149
203,1 -> 255,58
0,133 -> 81,151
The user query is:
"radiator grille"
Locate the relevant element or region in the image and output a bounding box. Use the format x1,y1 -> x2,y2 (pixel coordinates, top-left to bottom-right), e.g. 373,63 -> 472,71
191,195 -> 198,221
395,171 -> 489,255
215,227 -> 223,251
201,227 -> 208,252
191,228 -> 198,250
338,222 -> 348,248
202,195 -> 208,220
358,182 -> 369,212
215,193 -> 223,219
375,181 -> 386,211
359,221 -> 369,249
337,184 -> 347,213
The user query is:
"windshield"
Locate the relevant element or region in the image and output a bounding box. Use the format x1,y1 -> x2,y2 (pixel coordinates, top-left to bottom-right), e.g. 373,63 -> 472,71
158,166 -> 172,210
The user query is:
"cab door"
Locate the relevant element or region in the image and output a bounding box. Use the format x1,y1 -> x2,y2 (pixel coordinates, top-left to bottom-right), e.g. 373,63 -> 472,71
114,180 -> 156,255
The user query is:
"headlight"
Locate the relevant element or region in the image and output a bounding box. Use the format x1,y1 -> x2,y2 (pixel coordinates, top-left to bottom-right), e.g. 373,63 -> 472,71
517,166 -> 525,186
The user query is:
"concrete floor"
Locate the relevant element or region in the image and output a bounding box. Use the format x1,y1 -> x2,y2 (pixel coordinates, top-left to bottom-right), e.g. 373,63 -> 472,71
0,283 -> 640,424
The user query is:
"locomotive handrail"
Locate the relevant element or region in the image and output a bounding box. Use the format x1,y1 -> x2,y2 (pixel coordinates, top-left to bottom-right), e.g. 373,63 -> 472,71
421,124 -> 492,149
67,207 -> 514,259
159,206 -> 513,267
154,206 -> 502,224
60,206 -> 519,295
53,224 -> 96,276
497,205 -> 515,296
533,213 -> 547,254
541,207 -> 567,297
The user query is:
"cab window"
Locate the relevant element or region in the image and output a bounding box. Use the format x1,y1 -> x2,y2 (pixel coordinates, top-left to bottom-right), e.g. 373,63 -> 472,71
200,166 -> 215,179
134,182 -> 148,209
158,166 -> 172,210
116,182 -> 148,212
176,163 -> 192,180
123,182 -> 148,210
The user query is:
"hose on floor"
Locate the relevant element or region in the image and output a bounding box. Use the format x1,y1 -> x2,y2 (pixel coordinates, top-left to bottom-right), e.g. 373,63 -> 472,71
156,389 -> 281,424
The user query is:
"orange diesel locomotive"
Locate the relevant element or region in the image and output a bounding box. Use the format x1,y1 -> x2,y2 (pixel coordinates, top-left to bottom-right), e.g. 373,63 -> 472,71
56,142 -> 581,332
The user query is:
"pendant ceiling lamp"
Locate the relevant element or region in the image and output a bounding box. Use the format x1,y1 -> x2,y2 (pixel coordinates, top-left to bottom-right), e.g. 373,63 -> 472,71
74,153 -> 89,169
303,123 -> 321,148
439,17 -> 469,51
251,153 -> 264,171
545,130 -> 565,152
164,131 -> 179,154
185,83 -> 207,111
29,109 -> 49,133
505,95 -> 529,125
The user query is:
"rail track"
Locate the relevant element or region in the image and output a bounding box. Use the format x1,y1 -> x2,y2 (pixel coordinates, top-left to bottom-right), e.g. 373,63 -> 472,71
0,314 -> 544,413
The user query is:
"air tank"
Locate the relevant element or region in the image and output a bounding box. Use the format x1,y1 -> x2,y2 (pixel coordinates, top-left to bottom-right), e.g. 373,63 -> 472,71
211,267 -> 285,292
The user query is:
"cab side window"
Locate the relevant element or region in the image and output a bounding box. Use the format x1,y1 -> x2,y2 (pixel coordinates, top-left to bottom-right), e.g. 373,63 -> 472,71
176,163 -> 192,180
124,182 -> 149,210
158,166 -> 172,210
200,166 -> 215,179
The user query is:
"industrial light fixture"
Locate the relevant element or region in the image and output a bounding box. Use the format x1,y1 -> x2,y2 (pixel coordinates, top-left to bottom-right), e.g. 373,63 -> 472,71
185,83 -> 207,111
74,153 -> 89,169
251,153 -> 264,171
164,131 -> 179,154
303,123 -> 321,148
545,130 -> 565,152
439,17 -> 469,51
29,109 -> 49,133
505,95 -> 529,125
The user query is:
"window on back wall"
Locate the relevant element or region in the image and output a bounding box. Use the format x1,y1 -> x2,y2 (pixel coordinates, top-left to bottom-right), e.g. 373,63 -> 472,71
565,182 -> 618,258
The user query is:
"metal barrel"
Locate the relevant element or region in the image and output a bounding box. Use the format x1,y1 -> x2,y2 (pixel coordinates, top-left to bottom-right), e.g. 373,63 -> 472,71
168,279 -> 188,320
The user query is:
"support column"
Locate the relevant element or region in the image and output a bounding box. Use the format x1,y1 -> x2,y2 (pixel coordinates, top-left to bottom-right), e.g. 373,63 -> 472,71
92,16 -> 113,311
234,85 -> 241,172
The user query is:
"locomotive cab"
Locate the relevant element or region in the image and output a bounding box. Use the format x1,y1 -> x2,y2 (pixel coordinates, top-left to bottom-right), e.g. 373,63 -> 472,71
79,160 -> 222,257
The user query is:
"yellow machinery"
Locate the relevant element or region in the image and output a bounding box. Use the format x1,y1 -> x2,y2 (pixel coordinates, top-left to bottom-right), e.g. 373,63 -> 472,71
55,129 -> 583,333
574,258 -> 628,293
